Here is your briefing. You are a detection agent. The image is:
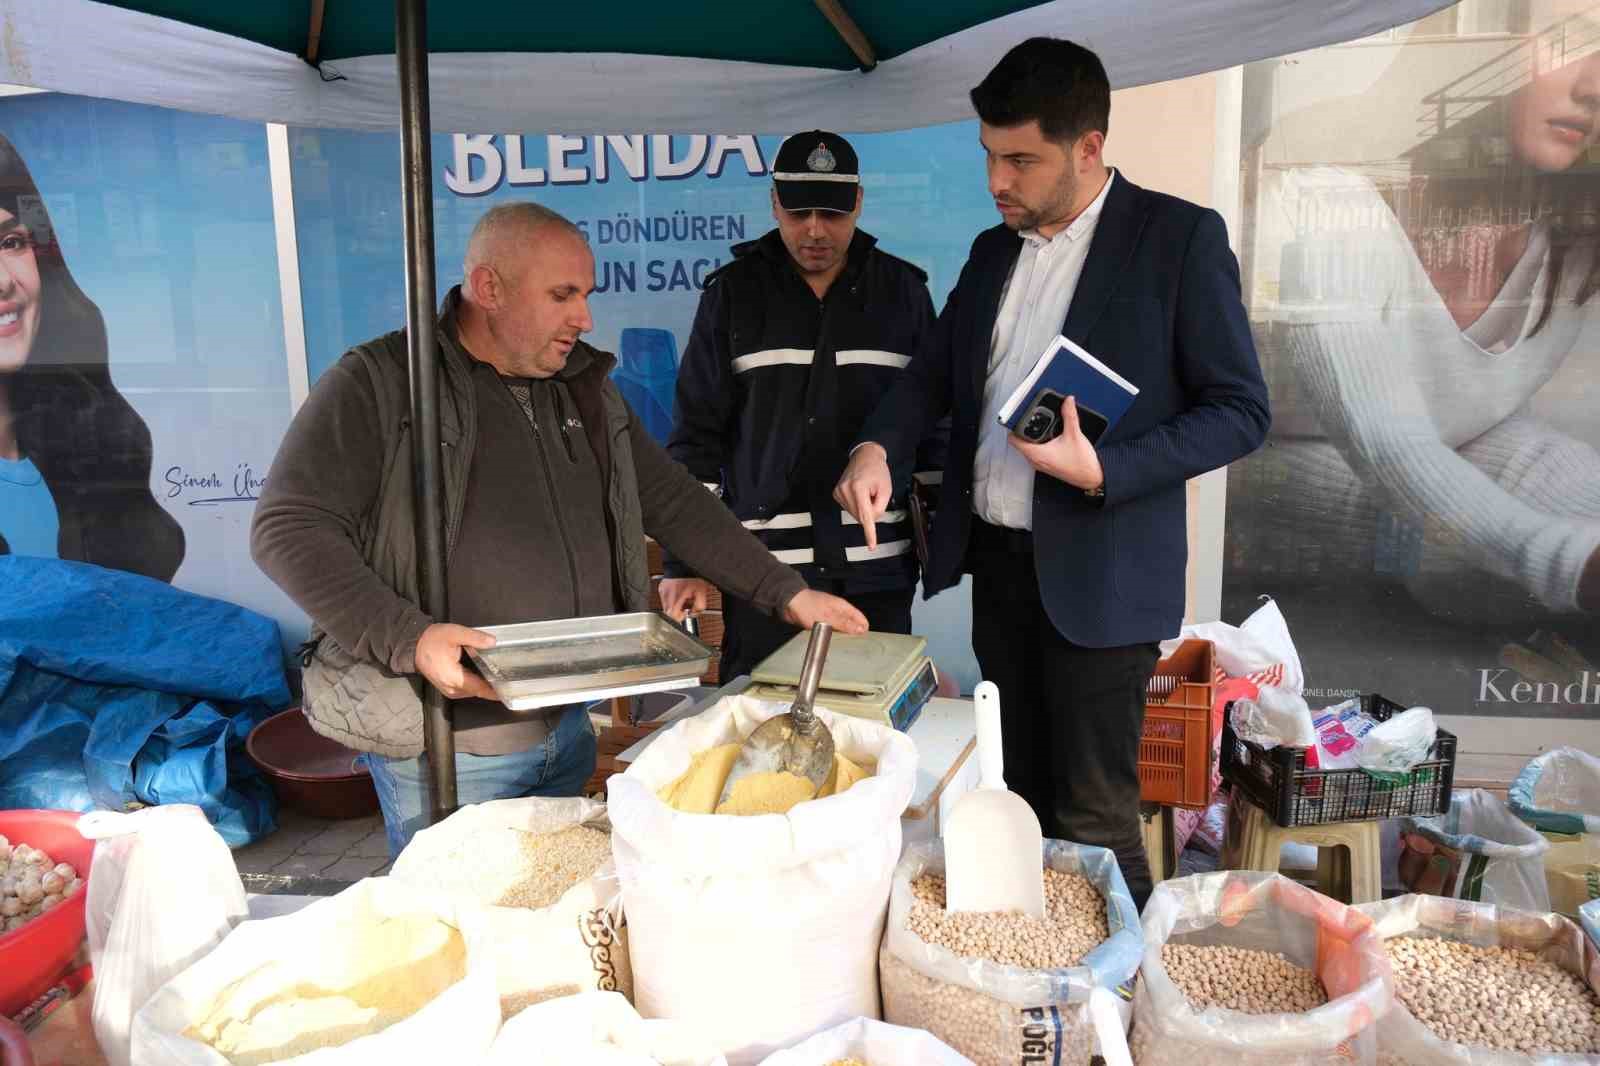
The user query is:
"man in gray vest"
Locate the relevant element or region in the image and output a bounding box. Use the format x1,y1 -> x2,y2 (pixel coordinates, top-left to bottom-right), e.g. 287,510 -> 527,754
252,202 -> 866,855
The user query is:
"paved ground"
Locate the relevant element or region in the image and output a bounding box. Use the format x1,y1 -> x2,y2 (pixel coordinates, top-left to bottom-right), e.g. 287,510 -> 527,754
233,808 -> 392,895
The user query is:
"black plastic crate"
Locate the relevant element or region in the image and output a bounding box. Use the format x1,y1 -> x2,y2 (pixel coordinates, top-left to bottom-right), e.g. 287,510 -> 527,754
1221,693 -> 1457,828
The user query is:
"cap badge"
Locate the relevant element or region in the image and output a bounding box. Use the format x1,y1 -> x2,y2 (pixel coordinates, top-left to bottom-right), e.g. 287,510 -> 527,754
806,142 -> 837,173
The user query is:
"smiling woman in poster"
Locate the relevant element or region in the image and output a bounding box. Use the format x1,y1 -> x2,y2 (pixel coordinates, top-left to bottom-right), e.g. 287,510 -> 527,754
0,133 -> 184,581
1276,13 -> 1600,623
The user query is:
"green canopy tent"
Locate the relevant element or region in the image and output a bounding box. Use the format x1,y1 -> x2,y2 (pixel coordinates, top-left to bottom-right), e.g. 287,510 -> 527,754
0,0 -> 1453,822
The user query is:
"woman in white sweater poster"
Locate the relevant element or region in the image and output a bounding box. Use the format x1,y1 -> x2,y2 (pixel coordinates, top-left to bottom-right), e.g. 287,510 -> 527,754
1229,3 -> 1600,716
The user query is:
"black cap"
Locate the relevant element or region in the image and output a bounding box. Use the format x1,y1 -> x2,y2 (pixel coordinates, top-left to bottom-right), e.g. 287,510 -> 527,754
772,131 -> 860,214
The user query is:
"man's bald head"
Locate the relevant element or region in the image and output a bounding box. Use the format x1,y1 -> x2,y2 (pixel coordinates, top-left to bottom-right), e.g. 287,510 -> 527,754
463,202 -> 585,289
456,202 -> 596,379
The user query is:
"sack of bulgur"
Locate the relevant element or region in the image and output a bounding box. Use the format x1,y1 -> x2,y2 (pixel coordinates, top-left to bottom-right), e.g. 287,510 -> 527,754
389,795 -> 629,1019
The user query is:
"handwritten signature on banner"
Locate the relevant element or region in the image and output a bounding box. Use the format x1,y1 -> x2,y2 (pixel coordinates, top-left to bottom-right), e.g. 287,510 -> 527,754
164,464 -> 267,506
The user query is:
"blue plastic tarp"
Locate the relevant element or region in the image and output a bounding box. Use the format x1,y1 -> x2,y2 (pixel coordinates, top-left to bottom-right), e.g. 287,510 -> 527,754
0,557 -> 286,846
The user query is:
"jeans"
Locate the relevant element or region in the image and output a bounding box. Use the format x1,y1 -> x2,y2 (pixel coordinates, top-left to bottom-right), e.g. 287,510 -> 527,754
361,702 -> 598,858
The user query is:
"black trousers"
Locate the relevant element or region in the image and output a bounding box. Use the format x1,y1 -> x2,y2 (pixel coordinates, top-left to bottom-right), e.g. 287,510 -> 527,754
719,583 -> 916,684
967,518 -> 1160,909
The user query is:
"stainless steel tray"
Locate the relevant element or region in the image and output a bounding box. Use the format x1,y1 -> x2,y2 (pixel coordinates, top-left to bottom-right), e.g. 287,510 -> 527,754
466,612 -> 713,711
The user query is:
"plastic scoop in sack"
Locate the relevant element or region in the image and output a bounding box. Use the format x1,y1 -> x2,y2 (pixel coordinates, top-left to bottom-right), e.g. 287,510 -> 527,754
942,681 -> 1046,919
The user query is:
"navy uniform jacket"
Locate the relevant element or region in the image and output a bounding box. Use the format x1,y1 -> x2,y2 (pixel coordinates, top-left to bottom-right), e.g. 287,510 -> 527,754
860,175 -> 1270,646
667,228 -> 945,594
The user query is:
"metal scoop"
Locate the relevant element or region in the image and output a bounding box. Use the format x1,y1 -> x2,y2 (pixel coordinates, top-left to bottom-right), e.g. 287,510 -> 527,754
718,622 -> 835,807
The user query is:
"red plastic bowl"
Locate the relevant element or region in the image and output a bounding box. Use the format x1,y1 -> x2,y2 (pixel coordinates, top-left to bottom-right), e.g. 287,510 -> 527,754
0,810 -> 94,1018
246,708 -> 380,820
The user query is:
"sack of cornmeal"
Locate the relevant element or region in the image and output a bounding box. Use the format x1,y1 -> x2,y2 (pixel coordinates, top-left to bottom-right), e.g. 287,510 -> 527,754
755,1016 -> 973,1065
609,694 -> 918,1065
484,990 -> 728,1065
390,795 -> 631,1017
657,742 -> 873,815
130,877 -> 499,1066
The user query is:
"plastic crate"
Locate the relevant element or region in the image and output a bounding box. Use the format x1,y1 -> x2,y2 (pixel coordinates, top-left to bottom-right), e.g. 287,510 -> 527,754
1221,693 -> 1457,828
1139,639 -> 1216,808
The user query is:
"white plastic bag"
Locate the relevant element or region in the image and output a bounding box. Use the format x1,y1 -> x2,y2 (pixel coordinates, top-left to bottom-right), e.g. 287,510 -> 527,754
1233,687 -> 1317,750
1511,747 -> 1600,835
131,877 -> 500,1065
607,695 -> 917,1065
1358,895 -> 1600,1065
389,795 -> 629,1017
1161,597 -> 1305,695
484,991 -> 727,1066
1355,707 -> 1437,778
1132,872 -> 1393,1065
79,806 -> 248,1066
756,1017 -> 973,1065
879,840 -> 1143,1066
1400,790 -> 1551,913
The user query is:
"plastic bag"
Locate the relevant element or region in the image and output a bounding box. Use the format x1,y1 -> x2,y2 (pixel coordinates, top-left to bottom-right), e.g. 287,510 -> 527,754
608,695 -> 918,1065
1400,790 -> 1551,913
484,991 -> 727,1066
79,806 -> 248,1066
1358,894 -> 1600,1065
878,839 -> 1142,1066
1356,708 -> 1437,779
1233,687 -> 1317,750
1583,897 -> 1600,950
1131,872 -> 1393,1065
131,877 -> 500,1065
1510,747 -> 1600,836
1313,698 -> 1382,771
389,795 -> 630,1018
1161,597 -> 1305,695
756,1017 -> 974,1065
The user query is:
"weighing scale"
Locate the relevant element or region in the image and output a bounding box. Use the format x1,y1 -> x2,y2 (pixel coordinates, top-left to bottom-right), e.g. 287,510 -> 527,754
745,631 -> 938,731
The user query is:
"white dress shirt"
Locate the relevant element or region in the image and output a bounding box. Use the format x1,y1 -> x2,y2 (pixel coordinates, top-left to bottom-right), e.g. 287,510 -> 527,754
974,168 -> 1116,531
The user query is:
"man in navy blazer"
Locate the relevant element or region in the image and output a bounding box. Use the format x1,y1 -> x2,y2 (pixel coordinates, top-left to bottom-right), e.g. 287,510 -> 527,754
836,37 -> 1269,905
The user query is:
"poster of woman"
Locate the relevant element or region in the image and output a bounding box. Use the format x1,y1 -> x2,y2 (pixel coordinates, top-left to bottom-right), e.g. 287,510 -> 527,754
1227,0 -> 1600,720
0,132 -> 184,580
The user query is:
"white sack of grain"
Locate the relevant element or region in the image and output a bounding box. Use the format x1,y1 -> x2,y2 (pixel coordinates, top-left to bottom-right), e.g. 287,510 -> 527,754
485,990 -> 727,1066
130,876 -> 498,1065
389,796 -> 630,1016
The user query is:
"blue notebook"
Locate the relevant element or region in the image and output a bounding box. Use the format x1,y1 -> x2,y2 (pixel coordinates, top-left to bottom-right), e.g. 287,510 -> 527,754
997,334 -> 1139,444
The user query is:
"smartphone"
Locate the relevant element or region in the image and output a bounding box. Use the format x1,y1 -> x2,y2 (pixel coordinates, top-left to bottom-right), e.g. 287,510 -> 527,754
1015,390 -> 1111,444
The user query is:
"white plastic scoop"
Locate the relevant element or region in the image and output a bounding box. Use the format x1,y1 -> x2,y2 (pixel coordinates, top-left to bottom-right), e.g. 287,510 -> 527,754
942,680 -> 1046,919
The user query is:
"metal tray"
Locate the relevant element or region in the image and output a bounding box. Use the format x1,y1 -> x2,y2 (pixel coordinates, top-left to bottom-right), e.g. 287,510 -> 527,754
466,612 -> 713,711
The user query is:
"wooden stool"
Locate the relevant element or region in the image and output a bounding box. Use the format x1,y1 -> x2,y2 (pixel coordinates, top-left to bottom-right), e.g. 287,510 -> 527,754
1222,795 -> 1383,904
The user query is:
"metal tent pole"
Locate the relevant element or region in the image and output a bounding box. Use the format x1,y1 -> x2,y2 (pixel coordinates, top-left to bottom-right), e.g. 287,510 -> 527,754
395,0 -> 456,821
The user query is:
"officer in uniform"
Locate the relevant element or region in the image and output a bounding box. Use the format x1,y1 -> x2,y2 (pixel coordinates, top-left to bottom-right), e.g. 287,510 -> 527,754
662,131 -> 946,681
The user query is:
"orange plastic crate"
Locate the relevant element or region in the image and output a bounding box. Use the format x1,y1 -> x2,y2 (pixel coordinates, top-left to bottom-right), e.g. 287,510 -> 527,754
1138,638 -> 1216,808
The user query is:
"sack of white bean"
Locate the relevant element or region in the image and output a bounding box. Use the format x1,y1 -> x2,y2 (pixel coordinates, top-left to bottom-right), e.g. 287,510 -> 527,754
608,695 -> 918,1065
1131,872 -> 1394,1065
484,990 -> 728,1066
1358,894 -> 1600,1063
755,1016 -> 973,1065
389,795 -> 630,1020
877,839 -> 1143,1066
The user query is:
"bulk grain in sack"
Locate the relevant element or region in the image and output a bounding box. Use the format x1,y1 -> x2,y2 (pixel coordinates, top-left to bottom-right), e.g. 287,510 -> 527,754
389,795 -> 629,1018
485,990 -> 728,1066
1359,894 -> 1600,1064
756,1017 -> 974,1066
130,877 -> 499,1066
1132,872 -> 1393,1066
607,695 -> 917,1065
878,840 -> 1143,1066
